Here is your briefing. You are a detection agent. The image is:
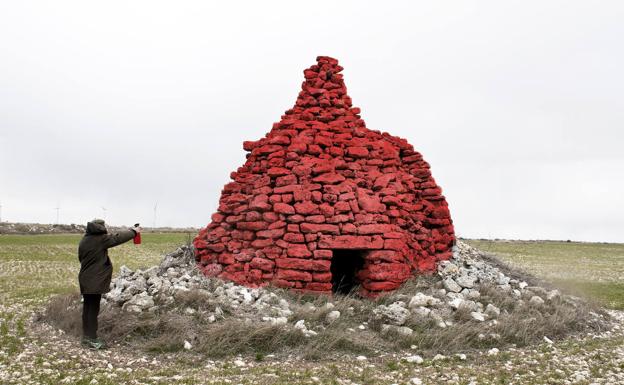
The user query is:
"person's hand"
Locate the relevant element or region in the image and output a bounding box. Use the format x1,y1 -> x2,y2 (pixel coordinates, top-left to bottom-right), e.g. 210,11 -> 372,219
132,225 -> 142,234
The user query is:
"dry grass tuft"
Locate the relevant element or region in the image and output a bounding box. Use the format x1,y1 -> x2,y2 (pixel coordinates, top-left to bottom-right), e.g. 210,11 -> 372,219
453,304 -> 475,323
39,277 -> 610,358
40,290 -> 377,359
36,293 -> 83,336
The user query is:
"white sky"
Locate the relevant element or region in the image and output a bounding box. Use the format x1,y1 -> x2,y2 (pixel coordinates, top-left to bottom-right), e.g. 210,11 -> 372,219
1,1 -> 622,242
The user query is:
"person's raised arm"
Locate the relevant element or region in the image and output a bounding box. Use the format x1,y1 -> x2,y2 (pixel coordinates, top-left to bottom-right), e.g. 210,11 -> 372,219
103,226 -> 141,249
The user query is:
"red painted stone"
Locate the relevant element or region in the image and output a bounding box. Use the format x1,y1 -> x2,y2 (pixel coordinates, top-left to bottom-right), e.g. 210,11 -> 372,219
367,250 -> 403,263
194,56 -> 455,296
300,223 -> 340,235
317,235 -> 384,250
356,224 -> 396,235
286,244 -> 312,258
284,232 -> 305,243
276,269 -> 312,282
250,257 -> 275,272
306,282 -> 333,291
275,258 -> 331,271
313,250 -> 333,259
294,201 -> 319,215
256,228 -> 285,239
346,146 -> 369,158
356,188 -> 386,213
273,203 -> 295,214
312,172 -> 346,184
236,222 -> 268,231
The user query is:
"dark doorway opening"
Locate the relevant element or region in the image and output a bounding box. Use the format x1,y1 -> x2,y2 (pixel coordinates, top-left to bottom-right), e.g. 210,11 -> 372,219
331,249 -> 365,294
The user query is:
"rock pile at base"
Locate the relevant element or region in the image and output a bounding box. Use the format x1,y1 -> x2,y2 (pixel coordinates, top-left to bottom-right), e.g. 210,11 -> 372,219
104,241 -> 606,342
371,241 -> 568,331
104,246 -> 295,321
193,56 -> 455,296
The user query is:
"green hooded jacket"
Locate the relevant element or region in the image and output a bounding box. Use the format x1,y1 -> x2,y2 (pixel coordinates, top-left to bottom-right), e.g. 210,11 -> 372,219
78,220 -> 136,294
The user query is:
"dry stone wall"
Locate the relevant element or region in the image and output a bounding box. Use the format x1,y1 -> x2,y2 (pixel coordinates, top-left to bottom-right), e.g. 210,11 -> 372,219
193,56 -> 455,296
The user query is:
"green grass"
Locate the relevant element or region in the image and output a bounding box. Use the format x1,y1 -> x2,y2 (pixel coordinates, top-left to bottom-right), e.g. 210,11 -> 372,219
466,240 -> 624,309
0,232 -> 192,302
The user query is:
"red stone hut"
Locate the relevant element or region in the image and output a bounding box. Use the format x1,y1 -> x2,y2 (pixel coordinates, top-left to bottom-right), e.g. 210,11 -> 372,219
194,56 -> 455,296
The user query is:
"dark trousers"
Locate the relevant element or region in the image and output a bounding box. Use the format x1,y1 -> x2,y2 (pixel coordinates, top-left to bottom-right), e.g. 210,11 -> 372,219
82,294 -> 101,339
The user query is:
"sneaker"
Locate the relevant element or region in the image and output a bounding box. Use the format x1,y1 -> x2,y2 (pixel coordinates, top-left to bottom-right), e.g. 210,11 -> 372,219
93,338 -> 108,349
81,337 -> 107,350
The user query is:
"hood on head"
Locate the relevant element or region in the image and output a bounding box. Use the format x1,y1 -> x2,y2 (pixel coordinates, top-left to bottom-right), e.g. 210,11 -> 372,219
86,219 -> 107,235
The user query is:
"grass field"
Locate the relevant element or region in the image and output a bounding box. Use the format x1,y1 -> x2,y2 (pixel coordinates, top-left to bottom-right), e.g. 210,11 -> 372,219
1,234 -> 621,309
466,240 -> 624,310
1,234 -> 623,384
0,232 -> 192,301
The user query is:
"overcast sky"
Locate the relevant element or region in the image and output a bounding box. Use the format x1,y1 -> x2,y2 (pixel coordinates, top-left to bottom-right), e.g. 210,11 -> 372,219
1,1 -> 622,242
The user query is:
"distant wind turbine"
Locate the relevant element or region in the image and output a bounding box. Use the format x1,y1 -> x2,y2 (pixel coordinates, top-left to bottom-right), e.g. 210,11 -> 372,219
101,206 -> 107,221
153,201 -> 158,229
54,204 -> 60,225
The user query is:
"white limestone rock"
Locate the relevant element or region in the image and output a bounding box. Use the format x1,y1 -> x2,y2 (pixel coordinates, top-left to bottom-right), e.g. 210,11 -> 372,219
547,289 -> 561,300
405,355 -> 423,364
408,293 -> 439,308
119,265 -> 133,277
461,288 -> 481,300
485,304 -> 500,317
443,277 -> 462,293
411,306 -> 431,318
381,324 -> 413,337
121,292 -> 154,312
448,297 -> 464,310
372,302 -> 410,326
438,261 -> 460,275
455,274 -> 477,289
470,311 -> 485,322
325,310 -> 341,323
530,296 -> 545,305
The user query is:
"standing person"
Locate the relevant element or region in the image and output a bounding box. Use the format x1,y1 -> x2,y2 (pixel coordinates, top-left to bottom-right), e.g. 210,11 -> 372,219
78,219 -> 141,349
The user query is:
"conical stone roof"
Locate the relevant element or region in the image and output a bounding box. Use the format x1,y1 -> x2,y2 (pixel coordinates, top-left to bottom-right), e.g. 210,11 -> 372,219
193,56 -> 455,296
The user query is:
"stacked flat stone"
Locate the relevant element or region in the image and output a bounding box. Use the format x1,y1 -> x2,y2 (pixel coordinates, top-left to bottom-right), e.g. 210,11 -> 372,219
193,56 -> 455,296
